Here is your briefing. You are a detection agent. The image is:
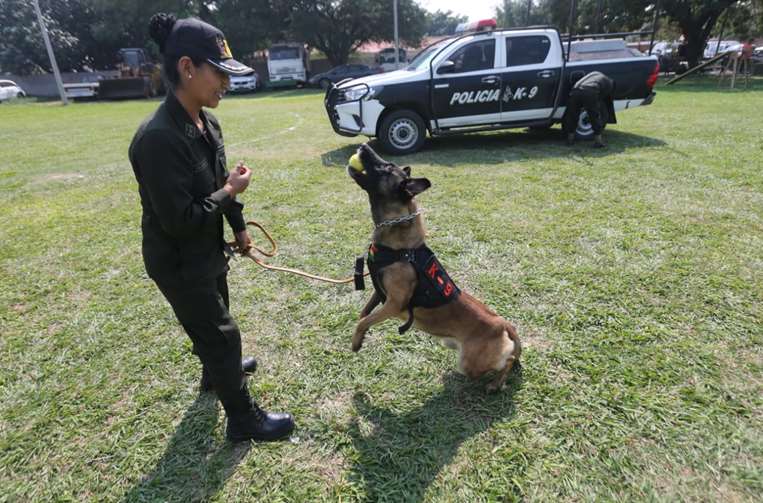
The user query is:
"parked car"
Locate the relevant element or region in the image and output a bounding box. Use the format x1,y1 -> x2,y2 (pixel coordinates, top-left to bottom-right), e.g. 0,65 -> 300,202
648,41 -> 687,74
229,71 -> 260,93
704,40 -> 740,59
309,64 -> 382,89
0,80 -> 26,102
325,27 -> 659,154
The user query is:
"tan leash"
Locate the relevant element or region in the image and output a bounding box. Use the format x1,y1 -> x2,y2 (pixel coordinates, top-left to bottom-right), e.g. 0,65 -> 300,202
230,221 -> 369,285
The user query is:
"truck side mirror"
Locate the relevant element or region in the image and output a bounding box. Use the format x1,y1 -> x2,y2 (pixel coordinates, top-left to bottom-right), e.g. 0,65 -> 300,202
437,61 -> 456,75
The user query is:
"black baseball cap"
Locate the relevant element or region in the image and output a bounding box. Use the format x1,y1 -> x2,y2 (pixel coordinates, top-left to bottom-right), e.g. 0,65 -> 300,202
165,18 -> 253,76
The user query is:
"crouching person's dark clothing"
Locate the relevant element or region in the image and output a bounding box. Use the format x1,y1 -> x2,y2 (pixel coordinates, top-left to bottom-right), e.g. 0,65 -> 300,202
563,71 -> 614,135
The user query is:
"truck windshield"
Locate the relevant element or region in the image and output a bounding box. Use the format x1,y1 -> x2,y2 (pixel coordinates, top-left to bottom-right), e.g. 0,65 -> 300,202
406,40 -> 452,70
270,47 -> 300,60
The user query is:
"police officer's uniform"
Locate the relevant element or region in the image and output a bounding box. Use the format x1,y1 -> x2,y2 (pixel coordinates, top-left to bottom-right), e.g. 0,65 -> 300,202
129,88 -> 255,415
131,15 -> 293,441
562,71 -> 614,138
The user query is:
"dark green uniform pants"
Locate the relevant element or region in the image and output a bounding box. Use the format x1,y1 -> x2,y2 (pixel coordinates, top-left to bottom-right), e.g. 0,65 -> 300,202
563,88 -> 604,135
156,273 -> 249,415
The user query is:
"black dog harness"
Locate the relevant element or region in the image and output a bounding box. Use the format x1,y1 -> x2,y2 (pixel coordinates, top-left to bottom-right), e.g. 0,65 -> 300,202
363,243 -> 461,334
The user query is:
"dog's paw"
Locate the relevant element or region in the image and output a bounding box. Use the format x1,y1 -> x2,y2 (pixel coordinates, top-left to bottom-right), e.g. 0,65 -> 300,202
485,381 -> 505,393
351,333 -> 364,352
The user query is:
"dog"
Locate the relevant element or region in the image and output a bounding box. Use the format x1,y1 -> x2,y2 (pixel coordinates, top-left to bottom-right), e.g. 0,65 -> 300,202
347,144 -> 521,391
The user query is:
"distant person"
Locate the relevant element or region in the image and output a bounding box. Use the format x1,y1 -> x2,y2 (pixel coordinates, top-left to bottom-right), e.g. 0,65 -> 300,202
563,71 -> 614,148
128,13 -> 294,442
741,38 -> 754,60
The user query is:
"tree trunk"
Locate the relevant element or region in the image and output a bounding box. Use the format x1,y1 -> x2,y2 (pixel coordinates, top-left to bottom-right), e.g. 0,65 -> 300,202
683,26 -> 706,68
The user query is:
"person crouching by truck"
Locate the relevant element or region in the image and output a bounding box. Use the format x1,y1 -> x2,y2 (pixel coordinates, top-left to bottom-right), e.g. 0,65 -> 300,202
563,71 -> 615,148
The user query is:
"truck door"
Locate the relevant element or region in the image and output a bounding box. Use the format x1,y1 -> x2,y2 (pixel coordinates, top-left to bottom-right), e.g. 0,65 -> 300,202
432,39 -> 501,128
498,35 -> 560,123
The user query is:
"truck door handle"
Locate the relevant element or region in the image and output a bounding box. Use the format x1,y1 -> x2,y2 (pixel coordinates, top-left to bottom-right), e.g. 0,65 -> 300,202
481,76 -> 499,85
537,70 -> 555,78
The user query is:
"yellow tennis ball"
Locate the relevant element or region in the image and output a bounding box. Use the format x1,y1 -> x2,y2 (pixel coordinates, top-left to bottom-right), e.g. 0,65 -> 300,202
348,153 -> 364,172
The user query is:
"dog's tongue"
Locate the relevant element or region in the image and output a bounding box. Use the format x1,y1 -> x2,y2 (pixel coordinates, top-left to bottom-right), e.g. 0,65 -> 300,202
348,153 -> 364,172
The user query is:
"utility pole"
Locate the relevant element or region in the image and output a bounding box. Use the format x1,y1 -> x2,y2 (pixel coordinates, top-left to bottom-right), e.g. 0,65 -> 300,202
33,0 -> 68,105
393,0 -> 400,70
594,0 -> 603,33
526,0 -> 532,26
648,1 -> 660,56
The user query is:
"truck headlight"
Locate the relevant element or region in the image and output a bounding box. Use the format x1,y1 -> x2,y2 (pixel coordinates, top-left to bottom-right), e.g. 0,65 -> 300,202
343,85 -> 368,101
342,85 -> 383,102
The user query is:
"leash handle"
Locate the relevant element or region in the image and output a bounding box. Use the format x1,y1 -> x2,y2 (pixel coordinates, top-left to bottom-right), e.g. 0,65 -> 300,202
231,220 -> 369,285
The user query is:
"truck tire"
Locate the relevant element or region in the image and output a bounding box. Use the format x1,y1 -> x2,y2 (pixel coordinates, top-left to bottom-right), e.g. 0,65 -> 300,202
573,100 -> 609,140
378,109 -> 426,155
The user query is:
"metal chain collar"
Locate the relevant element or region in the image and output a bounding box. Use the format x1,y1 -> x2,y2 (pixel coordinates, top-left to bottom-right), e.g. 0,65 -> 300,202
375,209 -> 423,229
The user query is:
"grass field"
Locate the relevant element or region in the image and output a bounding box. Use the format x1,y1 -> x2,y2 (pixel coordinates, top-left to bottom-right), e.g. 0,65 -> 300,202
1,79 -> 761,502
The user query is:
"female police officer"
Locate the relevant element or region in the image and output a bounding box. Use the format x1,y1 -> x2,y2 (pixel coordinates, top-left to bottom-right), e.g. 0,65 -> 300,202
128,13 -> 294,442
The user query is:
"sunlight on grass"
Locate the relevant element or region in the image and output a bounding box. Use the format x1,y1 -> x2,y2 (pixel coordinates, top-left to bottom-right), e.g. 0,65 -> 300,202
1,80 -> 761,502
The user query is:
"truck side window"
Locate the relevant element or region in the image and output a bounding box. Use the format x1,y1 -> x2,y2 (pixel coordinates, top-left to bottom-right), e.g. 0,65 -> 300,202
506,36 -> 551,66
448,40 -> 496,73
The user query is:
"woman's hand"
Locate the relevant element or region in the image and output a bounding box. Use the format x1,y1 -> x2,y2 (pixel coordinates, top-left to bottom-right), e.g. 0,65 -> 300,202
224,162 -> 252,195
234,229 -> 252,255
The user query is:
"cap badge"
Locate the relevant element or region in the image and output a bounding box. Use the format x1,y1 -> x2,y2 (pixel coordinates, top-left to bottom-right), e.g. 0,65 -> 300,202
216,35 -> 233,59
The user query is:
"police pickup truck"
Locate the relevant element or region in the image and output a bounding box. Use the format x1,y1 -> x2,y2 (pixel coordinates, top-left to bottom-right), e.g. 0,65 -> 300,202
324,27 -> 659,154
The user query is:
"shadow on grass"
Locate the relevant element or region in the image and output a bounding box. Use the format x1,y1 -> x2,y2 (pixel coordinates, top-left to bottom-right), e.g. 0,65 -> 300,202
347,369 -> 523,502
121,393 -> 249,503
321,128 -> 666,168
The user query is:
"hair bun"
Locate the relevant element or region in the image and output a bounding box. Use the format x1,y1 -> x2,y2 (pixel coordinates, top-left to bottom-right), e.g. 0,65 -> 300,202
149,13 -> 177,52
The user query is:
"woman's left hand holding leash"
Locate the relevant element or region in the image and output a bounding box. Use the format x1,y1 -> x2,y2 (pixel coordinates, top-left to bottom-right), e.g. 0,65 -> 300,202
234,230 -> 252,255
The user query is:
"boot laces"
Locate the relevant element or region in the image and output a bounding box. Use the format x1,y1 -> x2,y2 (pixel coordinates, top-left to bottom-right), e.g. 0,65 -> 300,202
250,402 -> 267,423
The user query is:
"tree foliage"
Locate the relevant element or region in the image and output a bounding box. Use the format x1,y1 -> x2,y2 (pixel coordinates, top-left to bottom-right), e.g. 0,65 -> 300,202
495,0 -> 754,67
3,0 -> 759,76
424,9 -> 468,36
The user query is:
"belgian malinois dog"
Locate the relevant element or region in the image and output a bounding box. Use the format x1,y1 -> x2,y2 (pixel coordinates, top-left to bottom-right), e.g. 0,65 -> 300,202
348,144 -> 521,391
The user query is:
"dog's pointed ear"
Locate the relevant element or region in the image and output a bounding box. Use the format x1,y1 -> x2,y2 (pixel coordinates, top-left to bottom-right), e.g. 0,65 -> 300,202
402,166 -> 411,176
404,177 -> 431,196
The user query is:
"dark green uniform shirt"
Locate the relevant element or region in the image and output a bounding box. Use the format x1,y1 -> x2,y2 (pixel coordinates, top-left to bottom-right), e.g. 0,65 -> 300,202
573,71 -> 614,99
129,91 -> 246,285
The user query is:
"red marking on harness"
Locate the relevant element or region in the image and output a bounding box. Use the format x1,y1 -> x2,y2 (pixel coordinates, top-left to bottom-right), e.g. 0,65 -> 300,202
444,283 -> 454,296
427,262 -> 438,278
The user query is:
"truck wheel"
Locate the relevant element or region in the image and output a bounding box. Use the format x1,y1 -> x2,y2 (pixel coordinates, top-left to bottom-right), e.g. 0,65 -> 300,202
17,92 -> 24,98
573,101 -> 609,140
378,109 -> 426,155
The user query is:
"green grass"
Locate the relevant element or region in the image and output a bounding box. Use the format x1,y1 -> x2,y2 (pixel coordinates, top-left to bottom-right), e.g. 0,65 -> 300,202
1,79 -> 761,502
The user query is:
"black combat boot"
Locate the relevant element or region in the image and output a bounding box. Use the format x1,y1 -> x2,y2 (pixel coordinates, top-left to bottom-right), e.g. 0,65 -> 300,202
226,401 -> 295,442
200,356 -> 257,392
566,133 -> 575,146
592,134 -> 606,148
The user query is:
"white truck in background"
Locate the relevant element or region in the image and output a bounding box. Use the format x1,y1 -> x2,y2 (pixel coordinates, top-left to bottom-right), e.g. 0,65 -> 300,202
267,43 -> 310,88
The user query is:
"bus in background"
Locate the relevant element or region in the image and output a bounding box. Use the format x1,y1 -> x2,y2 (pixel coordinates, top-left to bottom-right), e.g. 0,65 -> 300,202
267,43 -> 309,87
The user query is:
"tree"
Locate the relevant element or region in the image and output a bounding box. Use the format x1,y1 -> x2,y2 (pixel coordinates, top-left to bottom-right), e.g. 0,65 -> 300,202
0,0 -> 213,74
660,0 -> 739,67
0,0 -> 84,74
424,9 -> 467,36
284,0 -> 428,66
